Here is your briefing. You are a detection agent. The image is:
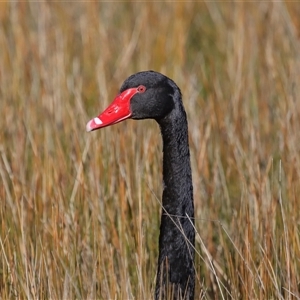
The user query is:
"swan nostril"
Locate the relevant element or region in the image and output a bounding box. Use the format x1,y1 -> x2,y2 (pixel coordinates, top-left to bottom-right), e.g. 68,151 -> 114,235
107,105 -> 119,115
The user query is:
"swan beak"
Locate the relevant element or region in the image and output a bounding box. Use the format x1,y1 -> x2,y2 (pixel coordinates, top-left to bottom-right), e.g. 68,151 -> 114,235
86,87 -> 139,132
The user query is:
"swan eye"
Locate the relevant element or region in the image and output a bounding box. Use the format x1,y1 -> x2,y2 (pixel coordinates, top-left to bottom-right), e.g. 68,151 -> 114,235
137,85 -> 146,93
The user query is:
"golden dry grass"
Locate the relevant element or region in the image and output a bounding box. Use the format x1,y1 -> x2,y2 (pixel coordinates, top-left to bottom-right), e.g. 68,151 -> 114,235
0,2 -> 300,299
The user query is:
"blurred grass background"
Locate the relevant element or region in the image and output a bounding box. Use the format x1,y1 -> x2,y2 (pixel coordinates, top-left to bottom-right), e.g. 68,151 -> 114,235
0,1 -> 300,299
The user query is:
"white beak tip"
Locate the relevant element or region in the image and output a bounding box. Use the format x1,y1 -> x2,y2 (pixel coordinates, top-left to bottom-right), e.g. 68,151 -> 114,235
86,117 -> 103,132
86,120 -> 93,132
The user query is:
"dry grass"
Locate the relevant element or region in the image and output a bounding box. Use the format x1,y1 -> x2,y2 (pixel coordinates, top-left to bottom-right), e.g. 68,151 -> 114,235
1,2 -> 300,299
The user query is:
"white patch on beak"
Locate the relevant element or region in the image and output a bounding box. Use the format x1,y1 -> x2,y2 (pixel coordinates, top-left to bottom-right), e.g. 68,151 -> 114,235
86,117 -> 103,132
94,117 -> 102,125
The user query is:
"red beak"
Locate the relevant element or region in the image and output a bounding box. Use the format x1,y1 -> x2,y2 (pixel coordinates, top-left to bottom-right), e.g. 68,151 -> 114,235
86,87 -> 139,132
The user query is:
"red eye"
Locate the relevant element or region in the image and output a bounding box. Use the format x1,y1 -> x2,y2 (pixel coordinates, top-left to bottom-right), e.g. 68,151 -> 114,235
137,85 -> 146,93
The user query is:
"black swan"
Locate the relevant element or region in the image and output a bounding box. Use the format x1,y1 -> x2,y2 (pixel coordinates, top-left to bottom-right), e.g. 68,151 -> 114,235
86,71 -> 195,299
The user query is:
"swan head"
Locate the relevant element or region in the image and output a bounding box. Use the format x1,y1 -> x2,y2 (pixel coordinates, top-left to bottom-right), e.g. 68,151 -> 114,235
86,71 -> 178,132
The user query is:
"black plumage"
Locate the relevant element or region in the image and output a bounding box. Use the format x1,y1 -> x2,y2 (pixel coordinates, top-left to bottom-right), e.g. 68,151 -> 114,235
87,71 -> 195,300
